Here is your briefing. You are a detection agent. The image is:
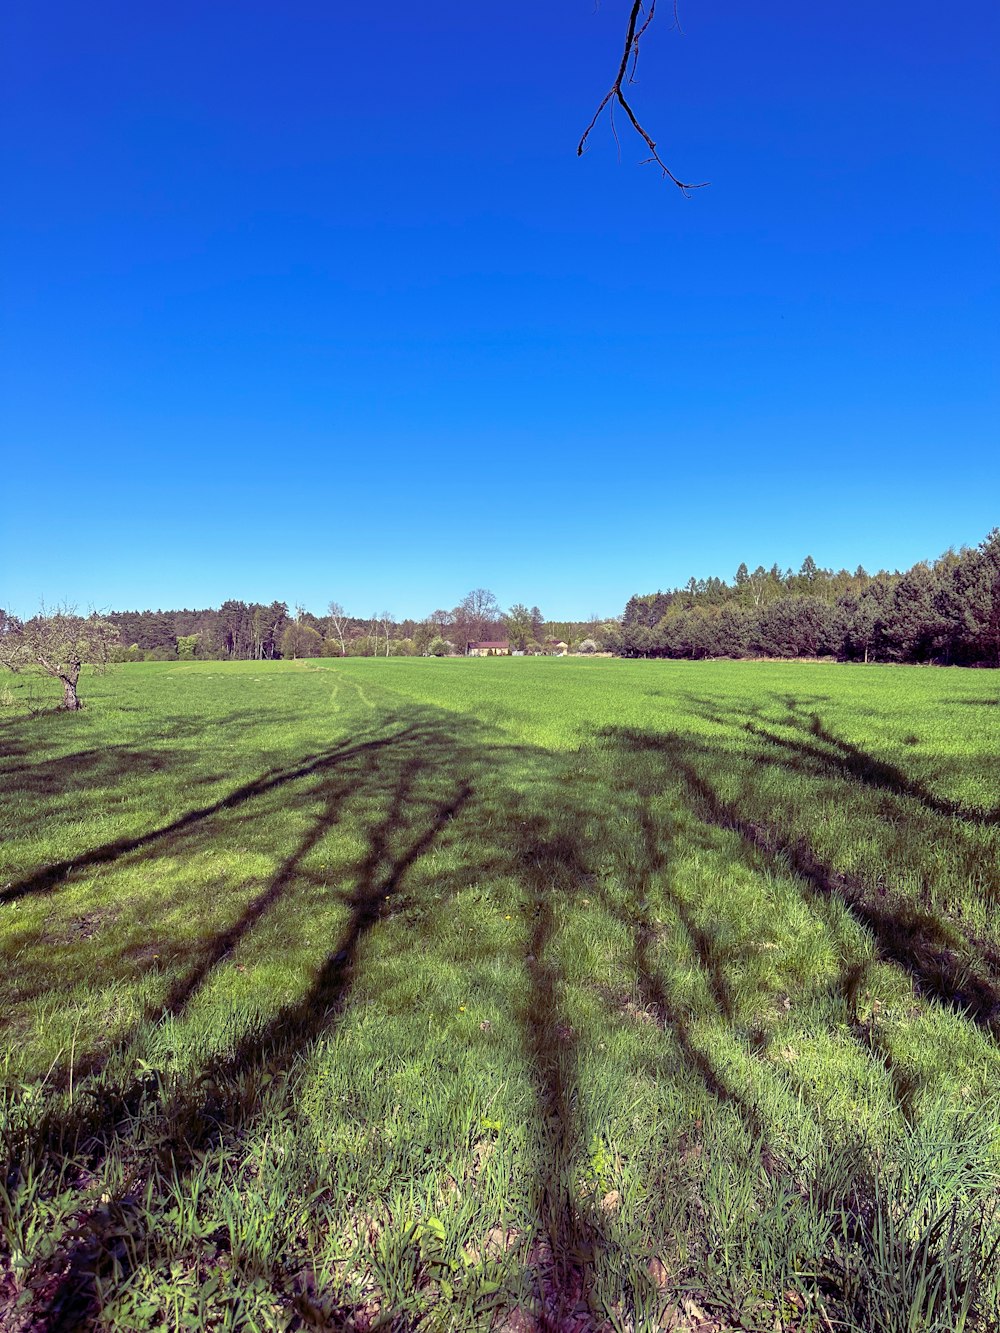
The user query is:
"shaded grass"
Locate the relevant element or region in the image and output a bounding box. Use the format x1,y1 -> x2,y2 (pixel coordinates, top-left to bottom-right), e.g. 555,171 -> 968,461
1,658 -> 999,1330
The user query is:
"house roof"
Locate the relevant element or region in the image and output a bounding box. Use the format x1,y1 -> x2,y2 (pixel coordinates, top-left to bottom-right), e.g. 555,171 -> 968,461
468,640 -> 510,649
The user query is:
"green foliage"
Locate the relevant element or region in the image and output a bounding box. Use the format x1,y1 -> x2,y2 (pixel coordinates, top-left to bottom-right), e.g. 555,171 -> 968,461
622,527 -> 1000,665
279,621 -> 323,660
505,603 -> 534,651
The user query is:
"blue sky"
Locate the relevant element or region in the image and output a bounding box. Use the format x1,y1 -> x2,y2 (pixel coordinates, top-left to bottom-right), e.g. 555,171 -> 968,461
2,1 -> 997,620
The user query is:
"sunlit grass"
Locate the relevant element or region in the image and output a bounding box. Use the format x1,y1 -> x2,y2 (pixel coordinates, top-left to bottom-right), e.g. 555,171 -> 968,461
1,658 -> 999,1330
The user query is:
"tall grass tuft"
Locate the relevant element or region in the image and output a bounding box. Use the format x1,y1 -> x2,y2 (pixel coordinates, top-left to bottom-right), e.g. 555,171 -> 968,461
830,1100 -> 1000,1332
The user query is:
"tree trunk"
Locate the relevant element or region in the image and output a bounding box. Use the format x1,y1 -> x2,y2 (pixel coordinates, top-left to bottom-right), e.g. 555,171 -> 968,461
62,677 -> 81,710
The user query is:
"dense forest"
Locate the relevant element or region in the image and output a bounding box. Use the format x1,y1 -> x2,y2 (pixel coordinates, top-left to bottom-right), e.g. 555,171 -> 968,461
611,529 -> 1000,665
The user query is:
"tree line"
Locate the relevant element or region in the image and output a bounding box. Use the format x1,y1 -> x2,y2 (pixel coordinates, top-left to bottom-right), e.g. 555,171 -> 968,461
5,531 -> 996,711
607,529 -> 1000,665
103,592 -> 598,662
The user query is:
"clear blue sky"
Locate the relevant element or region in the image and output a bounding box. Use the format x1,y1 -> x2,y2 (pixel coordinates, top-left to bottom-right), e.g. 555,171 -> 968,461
2,1 -> 997,620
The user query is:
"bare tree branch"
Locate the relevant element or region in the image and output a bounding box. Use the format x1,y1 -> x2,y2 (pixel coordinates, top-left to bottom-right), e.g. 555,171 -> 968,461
578,0 -> 707,193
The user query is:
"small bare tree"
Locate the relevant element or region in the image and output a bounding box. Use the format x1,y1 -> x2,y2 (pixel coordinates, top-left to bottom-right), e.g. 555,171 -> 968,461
0,605 -> 119,710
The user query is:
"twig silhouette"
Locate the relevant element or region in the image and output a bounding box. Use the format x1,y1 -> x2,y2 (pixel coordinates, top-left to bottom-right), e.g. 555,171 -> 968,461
578,0 -> 706,191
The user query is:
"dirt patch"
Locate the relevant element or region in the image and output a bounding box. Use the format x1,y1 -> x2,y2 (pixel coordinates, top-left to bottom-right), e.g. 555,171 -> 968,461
54,907 -> 121,943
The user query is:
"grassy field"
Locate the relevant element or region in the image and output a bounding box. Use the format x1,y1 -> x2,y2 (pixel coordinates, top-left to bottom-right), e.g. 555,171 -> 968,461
2,657 -> 999,1332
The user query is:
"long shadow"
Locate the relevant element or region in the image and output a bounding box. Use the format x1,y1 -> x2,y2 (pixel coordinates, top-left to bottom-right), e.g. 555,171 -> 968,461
0,714 -> 556,1074
641,811 -> 734,1026
680,689 -> 1000,827
159,765 -> 364,1020
748,706 -> 1000,827
839,962 -> 921,1124
30,736 -> 474,1330
602,727 -> 1000,1038
37,744 -> 384,1084
0,709 -> 299,779
198,767 -> 472,1088
512,810 -> 602,1331
0,725 -> 425,906
41,719 -> 471,1104
1,745 -> 174,794
0,751 -> 183,852
595,774 -> 766,1140
714,698 -> 1000,821
681,691 -> 1000,921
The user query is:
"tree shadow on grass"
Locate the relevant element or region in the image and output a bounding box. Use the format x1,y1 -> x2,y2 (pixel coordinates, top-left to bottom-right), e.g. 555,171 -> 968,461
600,727 -> 1000,1038
622,808 -> 764,1136
27,710 -> 476,1068
0,725 -> 427,908
511,811 -> 602,1331
1,745 -> 175,796
588,747 -> 769,1146
838,962 -> 922,1124
506,776 -> 768,1330
17,708 -> 616,1332
12,728 -> 415,1076
0,708 -> 300,780
754,701 -> 1000,827
0,718 -> 468,1077
682,689 -> 1000,827
25,721 -> 475,1330
22,694 -> 992,1328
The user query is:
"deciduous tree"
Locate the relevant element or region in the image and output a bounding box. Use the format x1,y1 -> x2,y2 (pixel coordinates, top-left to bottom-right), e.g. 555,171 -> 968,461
505,603 -> 534,651
458,589 -> 501,643
0,606 -> 118,710
280,621 -> 323,660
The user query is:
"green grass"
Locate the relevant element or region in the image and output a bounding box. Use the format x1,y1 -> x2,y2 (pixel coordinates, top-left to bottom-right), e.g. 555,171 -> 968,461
1,657 -> 999,1331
